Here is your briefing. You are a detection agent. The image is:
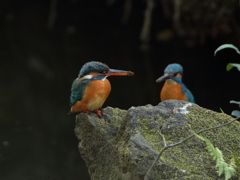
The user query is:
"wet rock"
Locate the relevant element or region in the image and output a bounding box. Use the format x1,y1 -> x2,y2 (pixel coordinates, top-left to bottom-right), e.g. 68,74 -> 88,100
74,100 -> 240,180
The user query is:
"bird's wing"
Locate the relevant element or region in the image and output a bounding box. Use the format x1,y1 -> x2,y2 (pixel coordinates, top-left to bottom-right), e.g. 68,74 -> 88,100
69,78 -> 90,106
182,84 -> 195,103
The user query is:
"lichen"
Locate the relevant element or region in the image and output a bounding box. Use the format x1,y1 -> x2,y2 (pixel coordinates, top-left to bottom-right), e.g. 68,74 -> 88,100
75,100 -> 240,180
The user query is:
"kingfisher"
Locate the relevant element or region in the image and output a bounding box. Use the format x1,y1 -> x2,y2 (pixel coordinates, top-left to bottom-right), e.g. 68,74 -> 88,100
69,61 -> 134,116
156,63 -> 195,103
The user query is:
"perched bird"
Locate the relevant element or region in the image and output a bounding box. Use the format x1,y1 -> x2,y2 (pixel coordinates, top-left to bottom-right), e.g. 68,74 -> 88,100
156,63 -> 195,103
69,61 -> 134,116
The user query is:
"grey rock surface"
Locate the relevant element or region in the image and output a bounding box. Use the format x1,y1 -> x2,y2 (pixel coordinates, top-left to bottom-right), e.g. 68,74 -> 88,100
74,100 -> 240,180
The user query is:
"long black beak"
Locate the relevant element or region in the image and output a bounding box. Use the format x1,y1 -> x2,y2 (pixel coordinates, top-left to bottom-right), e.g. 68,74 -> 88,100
156,74 -> 170,83
105,69 -> 134,76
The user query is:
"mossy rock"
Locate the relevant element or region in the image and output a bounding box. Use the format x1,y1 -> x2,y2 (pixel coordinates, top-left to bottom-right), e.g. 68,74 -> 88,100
74,100 -> 240,180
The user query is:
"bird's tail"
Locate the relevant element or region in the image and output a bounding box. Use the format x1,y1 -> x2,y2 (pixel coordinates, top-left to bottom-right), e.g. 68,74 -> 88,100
68,107 -> 75,115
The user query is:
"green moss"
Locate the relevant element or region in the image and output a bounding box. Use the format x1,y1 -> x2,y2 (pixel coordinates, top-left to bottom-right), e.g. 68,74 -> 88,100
75,102 -> 240,180
129,104 -> 240,179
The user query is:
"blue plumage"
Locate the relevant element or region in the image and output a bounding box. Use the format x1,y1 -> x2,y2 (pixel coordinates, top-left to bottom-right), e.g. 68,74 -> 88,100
156,63 -> 195,103
171,76 -> 195,103
164,63 -> 183,75
70,78 -> 90,106
70,62 -> 110,106
181,82 -> 195,103
78,61 -> 109,78
69,61 -> 134,115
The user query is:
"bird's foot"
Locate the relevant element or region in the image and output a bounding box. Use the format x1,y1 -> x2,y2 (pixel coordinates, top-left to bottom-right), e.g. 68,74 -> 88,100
94,109 -> 102,118
79,109 -> 102,118
82,110 -> 90,113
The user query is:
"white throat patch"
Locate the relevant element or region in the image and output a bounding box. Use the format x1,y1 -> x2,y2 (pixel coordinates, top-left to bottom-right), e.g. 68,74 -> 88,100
101,76 -> 107,81
83,75 -> 93,79
166,79 -> 177,84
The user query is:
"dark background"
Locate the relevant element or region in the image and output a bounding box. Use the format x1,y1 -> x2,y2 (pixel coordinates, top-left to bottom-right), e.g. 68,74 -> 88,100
0,0 -> 240,180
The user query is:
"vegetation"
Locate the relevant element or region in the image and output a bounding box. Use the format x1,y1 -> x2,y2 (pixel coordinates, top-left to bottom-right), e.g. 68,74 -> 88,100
196,134 -> 238,180
214,44 -> 240,117
144,116 -> 240,180
145,44 -> 240,180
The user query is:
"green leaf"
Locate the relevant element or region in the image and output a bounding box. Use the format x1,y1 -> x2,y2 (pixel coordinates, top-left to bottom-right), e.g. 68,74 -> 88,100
217,161 -> 227,176
195,134 -> 219,160
231,110 -> 240,117
224,166 -> 236,180
226,63 -> 240,71
214,44 -> 240,56
219,108 -> 225,113
215,148 -> 223,159
195,133 -> 205,141
195,134 -> 237,179
207,140 -> 219,160
229,100 -> 240,105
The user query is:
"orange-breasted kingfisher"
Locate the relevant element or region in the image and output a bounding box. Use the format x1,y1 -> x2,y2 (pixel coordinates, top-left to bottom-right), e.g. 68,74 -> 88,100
69,61 -> 134,116
156,63 -> 195,103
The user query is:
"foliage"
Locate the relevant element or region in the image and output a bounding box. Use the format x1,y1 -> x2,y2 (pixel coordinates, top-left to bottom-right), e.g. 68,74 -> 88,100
214,44 -> 240,56
195,134 -> 237,180
226,63 -> 240,72
230,151 -> 240,168
230,101 -> 240,117
214,44 -> 240,117
219,108 -> 225,113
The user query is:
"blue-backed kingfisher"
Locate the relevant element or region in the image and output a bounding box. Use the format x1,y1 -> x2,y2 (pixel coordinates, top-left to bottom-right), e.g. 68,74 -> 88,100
69,61 -> 134,116
156,63 -> 195,103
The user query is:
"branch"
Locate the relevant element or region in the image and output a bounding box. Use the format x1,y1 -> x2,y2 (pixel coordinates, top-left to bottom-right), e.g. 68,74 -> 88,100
172,0 -> 181,33
139,0 -> 155,44
47,0 -> 58,30
161,0 -> 171,18
144,116 -> 240,180
121,0 -> 132,23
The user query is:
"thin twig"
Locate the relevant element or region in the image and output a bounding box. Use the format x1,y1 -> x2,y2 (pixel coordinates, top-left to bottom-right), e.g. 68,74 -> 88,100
144,116 -> 240,180
121,0 -> 132,23
159,131 -> 166,147
161,0 -> 171,18
173,0 -> 181,34
139,0 -> 155,43
47,0 -> 58,30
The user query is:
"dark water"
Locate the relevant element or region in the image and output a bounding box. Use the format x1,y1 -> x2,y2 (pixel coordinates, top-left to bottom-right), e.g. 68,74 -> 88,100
0,1 -> 240,180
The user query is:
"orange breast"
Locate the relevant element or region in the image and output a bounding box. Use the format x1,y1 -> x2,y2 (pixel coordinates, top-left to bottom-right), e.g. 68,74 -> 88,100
70,79 -> 111,113
160,82 -> 188,102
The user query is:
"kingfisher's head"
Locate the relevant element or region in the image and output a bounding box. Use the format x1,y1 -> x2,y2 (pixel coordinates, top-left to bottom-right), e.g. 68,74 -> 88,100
156,63 -> 183,83
78,61 -> 134,79
78,61 -> 109,78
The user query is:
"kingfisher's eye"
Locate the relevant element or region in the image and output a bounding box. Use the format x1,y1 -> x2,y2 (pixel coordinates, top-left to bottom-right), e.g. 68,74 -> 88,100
169,73 -> 177,77
101,70 -> 108,74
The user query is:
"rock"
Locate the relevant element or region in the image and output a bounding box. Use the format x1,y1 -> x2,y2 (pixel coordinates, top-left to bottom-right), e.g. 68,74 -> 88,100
74,100 -> 240,180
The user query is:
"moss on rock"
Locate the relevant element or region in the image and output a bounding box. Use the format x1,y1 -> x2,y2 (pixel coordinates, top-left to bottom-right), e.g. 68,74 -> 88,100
75,100 -> 240,180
